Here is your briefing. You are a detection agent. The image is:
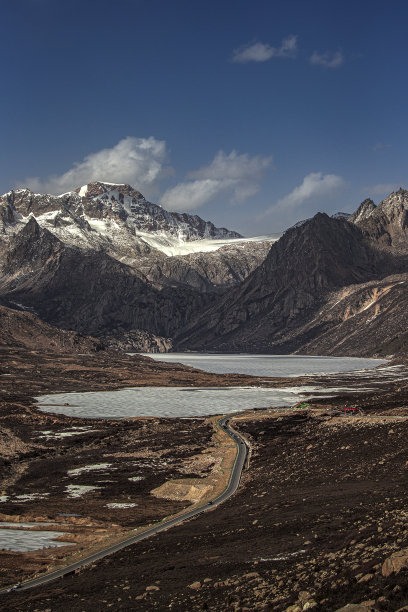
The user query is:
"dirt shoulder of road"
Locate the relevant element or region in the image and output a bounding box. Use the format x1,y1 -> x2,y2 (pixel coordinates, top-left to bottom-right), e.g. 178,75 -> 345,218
151,416 -> 238,506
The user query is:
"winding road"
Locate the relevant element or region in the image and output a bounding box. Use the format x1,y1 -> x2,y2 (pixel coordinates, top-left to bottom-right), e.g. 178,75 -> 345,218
1,415 -> 248,595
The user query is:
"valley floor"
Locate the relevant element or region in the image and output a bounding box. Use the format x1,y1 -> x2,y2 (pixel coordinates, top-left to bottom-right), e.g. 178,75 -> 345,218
1,348 -> 408,610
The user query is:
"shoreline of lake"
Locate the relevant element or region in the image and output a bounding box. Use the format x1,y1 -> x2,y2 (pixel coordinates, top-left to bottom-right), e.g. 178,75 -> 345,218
36,354 -> 389,420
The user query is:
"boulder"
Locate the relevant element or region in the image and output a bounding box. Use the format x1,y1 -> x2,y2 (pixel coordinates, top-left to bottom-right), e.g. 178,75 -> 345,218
188,581 -> 201,590
382,548 -> 408,577
335,602 -> 376,611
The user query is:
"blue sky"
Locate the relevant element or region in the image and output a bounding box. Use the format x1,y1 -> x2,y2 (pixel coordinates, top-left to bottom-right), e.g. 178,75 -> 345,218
1,0 -> 408,235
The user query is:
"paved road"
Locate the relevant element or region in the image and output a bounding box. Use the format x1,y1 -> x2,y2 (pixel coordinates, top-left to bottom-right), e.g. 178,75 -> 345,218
1,415 -> 247,595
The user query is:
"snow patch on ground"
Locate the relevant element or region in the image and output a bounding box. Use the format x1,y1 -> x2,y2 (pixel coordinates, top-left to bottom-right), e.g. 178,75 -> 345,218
78,184 -> 88,197
0,522 -> 58,528
106,503 -> 138,509
67,463 -> 112,476
259,549 -> 306,562
65,485 -> 100,498
10,301 -> 38,315
14,493 -> 49,502
38,427 -> 92,439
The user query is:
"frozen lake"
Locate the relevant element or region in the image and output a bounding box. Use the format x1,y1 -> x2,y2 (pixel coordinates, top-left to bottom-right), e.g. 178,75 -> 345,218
36,353 -> 385,419
37,385 -> 324,419
0,528 -> 74,552
141,353 -> 386,378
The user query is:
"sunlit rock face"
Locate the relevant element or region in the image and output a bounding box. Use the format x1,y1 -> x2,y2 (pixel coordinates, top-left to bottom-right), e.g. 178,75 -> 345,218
350,189 -> 408,253
0,182 -> 241,251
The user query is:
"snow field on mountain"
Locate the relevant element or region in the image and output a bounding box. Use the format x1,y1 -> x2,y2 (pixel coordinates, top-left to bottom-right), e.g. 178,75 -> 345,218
134,232 -> 279,256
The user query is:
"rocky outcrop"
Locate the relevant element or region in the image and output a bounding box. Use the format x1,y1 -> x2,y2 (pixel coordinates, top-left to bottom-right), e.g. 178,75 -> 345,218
348,198 -> 376,224
351,189 -> 408,253
334,602 -> 376,612
138,240 -> 272,292
287,275 -> 408,357
103,330 -> 173,353
3,217 -> 62,275
382,548 -> 408,577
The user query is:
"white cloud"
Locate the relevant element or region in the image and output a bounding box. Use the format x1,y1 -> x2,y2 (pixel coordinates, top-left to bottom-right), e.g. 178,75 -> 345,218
188,150 -> 272,182
232,35 -> 298,63
160,150 -> 273,211
264,172 -> 345,216
363,182 -> 401,196
310,50 -> 344,68
160,179 -> 231,212
19,137 -> 172,197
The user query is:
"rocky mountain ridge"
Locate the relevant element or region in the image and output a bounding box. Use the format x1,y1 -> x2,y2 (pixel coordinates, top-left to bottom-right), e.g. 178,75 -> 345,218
351,188 -> 408,253
174,189 -> 408,355
175,212 -> 401,352
2,184 -> 408,356
0,181 -> 241,251
0,182 -> 275,294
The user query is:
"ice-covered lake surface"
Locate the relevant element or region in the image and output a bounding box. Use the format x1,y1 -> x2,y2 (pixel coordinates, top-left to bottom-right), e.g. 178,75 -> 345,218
141,353 -> 386,378
36,354 -> 385,419
0,528 -> 74,552
37,386 -> 320,419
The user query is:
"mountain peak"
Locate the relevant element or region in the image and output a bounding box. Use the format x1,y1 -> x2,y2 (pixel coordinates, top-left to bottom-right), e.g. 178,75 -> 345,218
74,181 -> 145,200
349,198 -> 377,224
379,188 -> 408,211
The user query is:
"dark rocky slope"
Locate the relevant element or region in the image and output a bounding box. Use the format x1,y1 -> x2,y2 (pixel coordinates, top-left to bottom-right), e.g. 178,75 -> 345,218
0,303 -> 103,352
175,213 -> 403,353
0,219 -> 214,346
139,240 -> 272,292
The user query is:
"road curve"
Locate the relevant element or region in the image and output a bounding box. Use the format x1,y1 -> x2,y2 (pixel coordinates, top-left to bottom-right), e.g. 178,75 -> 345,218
1,415 -> 248,595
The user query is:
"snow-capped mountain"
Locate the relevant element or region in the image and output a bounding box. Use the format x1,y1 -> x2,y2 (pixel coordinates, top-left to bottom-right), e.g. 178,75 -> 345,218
2,184 -> 408,355
0,182 -> 247,257
0,181 -> 277,351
